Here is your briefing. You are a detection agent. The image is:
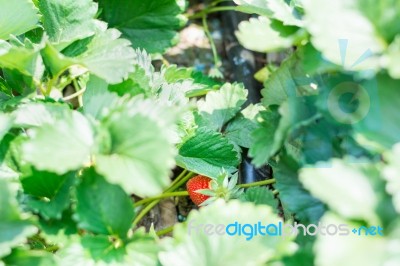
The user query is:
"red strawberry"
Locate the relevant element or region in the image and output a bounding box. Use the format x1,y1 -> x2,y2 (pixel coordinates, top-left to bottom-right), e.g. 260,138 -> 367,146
186,175 -> 212,206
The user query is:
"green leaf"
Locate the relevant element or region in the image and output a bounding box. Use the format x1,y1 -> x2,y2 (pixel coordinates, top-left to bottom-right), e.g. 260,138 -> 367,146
159,200 -> 296,266
41,26 -> 135,84
224,104 -> 264,149
75,169 -> 135,238
1,69 -> 36,96
248,108 -> 282,167
0,180 -> 37,258
107,48 -> 156,96
240,187 -> 279,209
0,76 -> 12,96
56,236 -> 123,265
38,0 -> 98,47
22,110 -> 94,174
0,164 -> 19,180
123,230 -> 161,266
13,102 -> 71,128
382,144 -> 400,214
234,0 -> 303,27
38,210 -> 78,246
314,213 -> 391,266
81,235 -> 126,262
289,119 -> 344,165
2,248 -> 56,266
353,74 -> 400,148
300,159 -> 379,223
56,230 -> 160,266
21,170 -> 75,219
95,99 -> 176,197
158,81 -> 194,108
387,36 -> 400,79
272,154 -> 325,224
358,0 -> 400,43
0,40 -> 44,79
0,113 -> 12,142
0,134 -> 24,179
261,51 -> 317,108
236,17 -> 299,53
98,0 -> 187,53
163,65 -> 221,97
297,43 -> 340,74
82,75 -> 119,119
281,235 -> 315,266
233,0 -> 274,17
197,83 -> 247,131
176,128 -> 240,178
302,0 -> 385,70
0,0 -> 40,40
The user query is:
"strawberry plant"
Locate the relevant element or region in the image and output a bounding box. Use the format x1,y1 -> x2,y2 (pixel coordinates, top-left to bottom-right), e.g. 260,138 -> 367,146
1,0 -> 400,265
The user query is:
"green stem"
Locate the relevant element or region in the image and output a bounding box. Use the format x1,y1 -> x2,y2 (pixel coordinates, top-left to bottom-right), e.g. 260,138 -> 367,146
134,191 -> 189,207
166,171 -> 196,193
45,71 -> 63,96
36,82 -> 47,96
156,225 -> 175,237
44,245 -> 59,252
188,6 -> 238,20
168,169 -> 188,191
202,15 -> 221,68
238,179 -> 276,188
62,87 -> 86,101
210,0 -> 231,7
133,171 -> 195,226
132,200 -> 159,227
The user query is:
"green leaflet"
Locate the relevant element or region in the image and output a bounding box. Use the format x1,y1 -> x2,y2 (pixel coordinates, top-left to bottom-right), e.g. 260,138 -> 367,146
21,170 -> 76,220
38,0 -> 98,47
224,104 -> 264,149
0,0 -> 40,40
0,180 -> 37,258
56,230 -> 160,266
236,16 -> 299,53
1,249 -> 56,266
95,99 -> 177,197
41,27 -> 135,84
240,187 -> 279,210
196,83 -> 247,132
82,75 -> 119,119
159,200 -> 296,266
383,144 -> 400,214
272,154 -> 325,224
248,108 -> 282,167
300,159 -> 379,223
13,102 -> 71,128
0,113 -> 12,142
176,128 -> 240,178
22,109 -> 95,174
163,65 -> 221,97
261,50 -> 317,108
75,169 -> 135,239
98,0 -> 187,54
302,0 -> 385,70
234,0 -> 303,26
352,74 -> 400,149
0,40 -> 44,80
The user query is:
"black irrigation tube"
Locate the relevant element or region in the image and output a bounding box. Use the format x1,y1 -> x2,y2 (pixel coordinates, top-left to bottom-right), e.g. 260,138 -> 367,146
220,4 -> 273,184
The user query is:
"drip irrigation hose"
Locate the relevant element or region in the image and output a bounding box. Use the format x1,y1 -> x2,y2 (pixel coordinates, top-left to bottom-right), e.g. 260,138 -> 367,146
220,3 -> 273,184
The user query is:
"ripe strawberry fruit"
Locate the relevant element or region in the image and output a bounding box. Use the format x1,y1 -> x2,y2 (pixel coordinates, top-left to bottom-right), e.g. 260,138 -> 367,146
186,175 -> 212,206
